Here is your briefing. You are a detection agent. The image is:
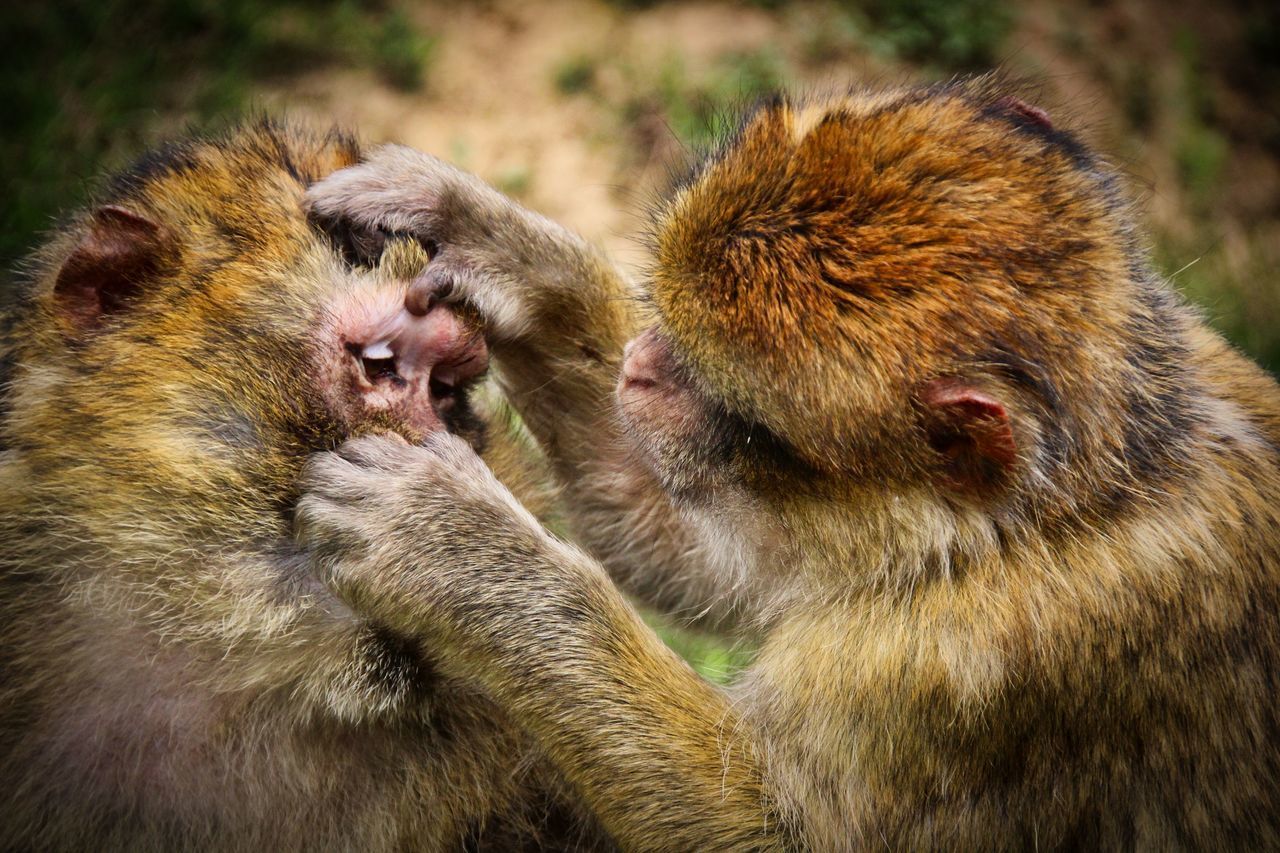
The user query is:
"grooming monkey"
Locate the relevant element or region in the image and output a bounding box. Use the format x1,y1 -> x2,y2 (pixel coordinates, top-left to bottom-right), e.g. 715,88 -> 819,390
0,121 -> 609,850
301,78 -> 1280,849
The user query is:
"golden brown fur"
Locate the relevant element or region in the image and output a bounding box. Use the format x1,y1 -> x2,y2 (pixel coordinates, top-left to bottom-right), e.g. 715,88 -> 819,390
0,120 -> 606,851
300,78 -> 1280,850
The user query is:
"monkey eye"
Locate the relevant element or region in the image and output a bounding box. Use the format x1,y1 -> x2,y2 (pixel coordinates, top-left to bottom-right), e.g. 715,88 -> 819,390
363,355 -> 399,383
314,215 -> 389,269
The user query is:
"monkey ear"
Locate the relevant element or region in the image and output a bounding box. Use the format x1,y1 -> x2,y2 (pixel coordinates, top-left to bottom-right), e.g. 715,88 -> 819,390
918,377 -> 1018,493
991,96 -> 1054,131
53,205 -> 172,334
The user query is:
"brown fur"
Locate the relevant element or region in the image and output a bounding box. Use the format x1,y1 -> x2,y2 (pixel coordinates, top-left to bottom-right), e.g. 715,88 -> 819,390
300,78 -> 1280,850
0,120 -> 607,851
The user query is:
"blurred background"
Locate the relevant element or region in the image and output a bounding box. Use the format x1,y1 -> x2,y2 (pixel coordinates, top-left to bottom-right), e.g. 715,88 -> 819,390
3,0 -> 1277,675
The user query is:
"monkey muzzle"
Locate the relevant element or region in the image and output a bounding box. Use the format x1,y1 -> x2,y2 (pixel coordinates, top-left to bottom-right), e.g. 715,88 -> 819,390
325,287 -> 489,437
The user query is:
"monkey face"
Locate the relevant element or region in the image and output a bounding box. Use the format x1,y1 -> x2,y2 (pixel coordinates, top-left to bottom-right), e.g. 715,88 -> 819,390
618,324 -> 806,506
311,237 -> 491,446
6,123 -> 513,721
36,123 -> 491,480
617,325 -> 723,500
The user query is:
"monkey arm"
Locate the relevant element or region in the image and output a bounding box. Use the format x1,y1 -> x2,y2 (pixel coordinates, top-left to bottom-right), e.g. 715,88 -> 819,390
296,433 -> 791,850
306,151 -> 735,624
457,557 -> 783,851
485,581 -> 786,851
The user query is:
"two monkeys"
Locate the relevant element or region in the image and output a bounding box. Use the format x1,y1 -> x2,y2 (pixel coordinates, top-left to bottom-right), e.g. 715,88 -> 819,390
3,79 -> 1279,850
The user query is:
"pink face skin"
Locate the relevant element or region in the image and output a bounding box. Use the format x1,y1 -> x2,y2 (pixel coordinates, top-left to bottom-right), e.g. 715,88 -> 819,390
619,326 -> 681,402
617,326 -> 707,457
318,283 -> 489,438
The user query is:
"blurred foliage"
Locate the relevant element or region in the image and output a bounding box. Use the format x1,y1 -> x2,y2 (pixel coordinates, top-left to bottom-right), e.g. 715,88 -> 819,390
1160,236 -> 1280,373
493,165 -> 534,198
627,49 -> 788,153
1232,2 -> 1280,153
1154,24 -> 1279,372
1120,62 -> 1155,133
1173,30 -> 1228,210
644,611 -> 756,685
851,0 -> 1014,70
373,8 -> 438,91
0,0 -> 436,277
554,54 -> 600,95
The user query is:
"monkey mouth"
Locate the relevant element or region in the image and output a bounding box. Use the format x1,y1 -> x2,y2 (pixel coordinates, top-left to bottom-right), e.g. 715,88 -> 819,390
322,291 -> 489,436
345,340 -> 464,406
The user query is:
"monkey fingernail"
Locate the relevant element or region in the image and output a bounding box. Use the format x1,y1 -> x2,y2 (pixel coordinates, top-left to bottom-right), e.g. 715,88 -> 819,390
406,273 -> 454,317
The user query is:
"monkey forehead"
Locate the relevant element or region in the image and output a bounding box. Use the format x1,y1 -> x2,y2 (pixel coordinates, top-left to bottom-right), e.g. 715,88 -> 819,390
108,119 -> 361,270
646,82 -> 1134,466
654,84 -> 1123,307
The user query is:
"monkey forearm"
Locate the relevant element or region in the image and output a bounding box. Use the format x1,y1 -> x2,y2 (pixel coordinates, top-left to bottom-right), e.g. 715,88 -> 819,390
468,211 -> 635,467
494,600 -> 787,851
406,545 -> 785,850
462,215 -> 729,617
298,433 -> 787,849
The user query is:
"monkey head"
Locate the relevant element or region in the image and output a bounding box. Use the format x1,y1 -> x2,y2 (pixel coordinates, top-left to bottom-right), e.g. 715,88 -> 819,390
624,81 -> 1186,553
0,122 -> 499,716
9,121 -> 490,517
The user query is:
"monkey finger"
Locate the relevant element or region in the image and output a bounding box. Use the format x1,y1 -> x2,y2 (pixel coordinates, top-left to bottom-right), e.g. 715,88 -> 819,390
292,492 -> 357,546
414,257 -> 531,346
335,433 -> 413,471
418,429 -> 482,466
406,264 -> 463,317
412,432 -> 530,521
304,145 -> 457,236
298,450 -> 388,504
304,180 -> 418,233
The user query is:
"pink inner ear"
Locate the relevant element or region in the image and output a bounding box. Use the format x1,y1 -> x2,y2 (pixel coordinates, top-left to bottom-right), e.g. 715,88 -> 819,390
53,205 -> 169,333
920,377 -> 1018,472
993,96 -> 1053,131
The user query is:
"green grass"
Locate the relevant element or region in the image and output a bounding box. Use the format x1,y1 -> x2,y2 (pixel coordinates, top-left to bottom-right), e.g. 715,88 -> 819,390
0,0 -> 437,280
1172,30 -> 1229,212
372,8 -> 437,92
1159,237 -> 1280,374
626,48 -> 788,154
645,611 -> 756,685
1158,29 -> 1280,372
852,0 -> 1015,70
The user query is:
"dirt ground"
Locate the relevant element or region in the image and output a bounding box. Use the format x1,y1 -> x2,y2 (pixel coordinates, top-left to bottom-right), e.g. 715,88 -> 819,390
259,1 -> 1272,273
263,1 -> 797,263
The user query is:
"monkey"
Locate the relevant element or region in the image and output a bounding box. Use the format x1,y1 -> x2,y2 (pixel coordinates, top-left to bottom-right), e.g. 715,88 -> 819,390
298,77 -> 1280,850
0,119 -> 611,851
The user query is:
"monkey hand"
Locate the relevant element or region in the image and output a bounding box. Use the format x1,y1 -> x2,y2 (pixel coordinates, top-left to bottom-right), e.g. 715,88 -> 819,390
306,144 -> 598,347
295,432 -> 597,667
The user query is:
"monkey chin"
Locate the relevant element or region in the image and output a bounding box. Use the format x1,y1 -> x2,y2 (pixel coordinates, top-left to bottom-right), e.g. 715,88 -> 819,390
315,280 -> 489,440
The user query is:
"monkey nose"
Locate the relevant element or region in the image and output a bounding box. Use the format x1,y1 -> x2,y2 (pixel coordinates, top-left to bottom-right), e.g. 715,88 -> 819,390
390,302 -> 489,398
341,298 -> 488,436
621,326 -> 673,391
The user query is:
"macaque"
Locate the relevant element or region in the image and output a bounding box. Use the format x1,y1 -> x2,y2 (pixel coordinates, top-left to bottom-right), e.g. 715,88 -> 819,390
300,79 -> 1280,849
0,120 -> 606,851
